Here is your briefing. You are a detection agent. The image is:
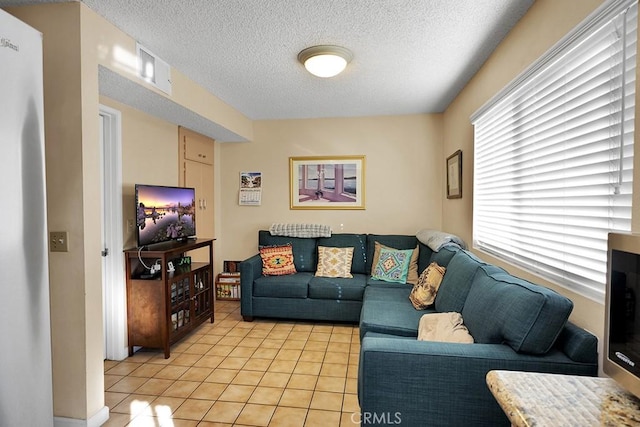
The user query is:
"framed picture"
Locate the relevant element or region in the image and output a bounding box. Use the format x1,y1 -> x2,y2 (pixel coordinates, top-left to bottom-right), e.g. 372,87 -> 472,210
290,156 -> 365,209
447,150 -> 462,199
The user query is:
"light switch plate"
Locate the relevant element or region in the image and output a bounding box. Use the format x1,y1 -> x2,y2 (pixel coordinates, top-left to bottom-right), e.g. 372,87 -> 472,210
50,231 -> 68,252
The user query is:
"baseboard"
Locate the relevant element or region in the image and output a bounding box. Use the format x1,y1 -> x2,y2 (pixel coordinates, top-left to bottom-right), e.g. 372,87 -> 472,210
54,406 -> 109,427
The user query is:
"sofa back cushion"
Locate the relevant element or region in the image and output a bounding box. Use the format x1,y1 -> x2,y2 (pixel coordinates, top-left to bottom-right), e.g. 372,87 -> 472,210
417,242 -> 434,273
461,266 -> 573,354
318,233 -> 368,274
434,249 -> 490,313
259,230 -> 317,272
429,245 -> 459,268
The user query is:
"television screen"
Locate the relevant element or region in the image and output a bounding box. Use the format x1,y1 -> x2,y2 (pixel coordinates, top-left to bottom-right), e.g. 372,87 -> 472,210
135,184 -> 196,247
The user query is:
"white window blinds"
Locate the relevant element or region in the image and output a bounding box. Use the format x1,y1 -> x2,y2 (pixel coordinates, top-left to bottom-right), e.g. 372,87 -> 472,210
471,0 -> 637,302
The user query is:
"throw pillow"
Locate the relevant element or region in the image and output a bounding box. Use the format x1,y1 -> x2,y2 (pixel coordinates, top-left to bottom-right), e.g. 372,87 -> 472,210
315,246 -> 354,278
417,312 -> 474,343
371,247 -> 414,283
371,241 -> 420,284
259,244 -> 297,276
409,262 -> 446,309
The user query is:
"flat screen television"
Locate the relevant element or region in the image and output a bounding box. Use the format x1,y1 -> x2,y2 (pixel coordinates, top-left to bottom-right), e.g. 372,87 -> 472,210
604,232 -> 640,399
135,184 -> 196,247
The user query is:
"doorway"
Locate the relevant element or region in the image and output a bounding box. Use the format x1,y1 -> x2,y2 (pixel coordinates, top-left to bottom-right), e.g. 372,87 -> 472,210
99,104 -> 127,360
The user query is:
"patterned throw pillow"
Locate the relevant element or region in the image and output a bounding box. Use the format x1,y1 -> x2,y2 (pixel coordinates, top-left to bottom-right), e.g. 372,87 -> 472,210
315,246 -> 354,278
371,242 -> 420,284
372,247 -> 414,283
259,244 -> 297,276
409,262 -> 446,309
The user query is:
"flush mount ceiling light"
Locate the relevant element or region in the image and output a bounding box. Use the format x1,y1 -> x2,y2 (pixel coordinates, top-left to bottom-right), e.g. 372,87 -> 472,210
298,45 -> 353,78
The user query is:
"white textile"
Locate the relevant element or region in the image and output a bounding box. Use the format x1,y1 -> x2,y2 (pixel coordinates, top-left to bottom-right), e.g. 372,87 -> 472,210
269,223 -> 332,238
416,229 -> 466,251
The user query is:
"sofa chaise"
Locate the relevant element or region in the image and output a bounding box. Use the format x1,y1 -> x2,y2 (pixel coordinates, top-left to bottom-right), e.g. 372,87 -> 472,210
239,230 -> 598,426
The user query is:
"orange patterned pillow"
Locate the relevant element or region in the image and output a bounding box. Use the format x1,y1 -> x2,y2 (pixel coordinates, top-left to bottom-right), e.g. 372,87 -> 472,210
259,244 -> 297,276
315,246 -> 354,278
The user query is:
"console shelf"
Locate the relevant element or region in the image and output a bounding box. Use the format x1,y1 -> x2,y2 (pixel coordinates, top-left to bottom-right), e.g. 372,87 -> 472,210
124,238 -> 214,358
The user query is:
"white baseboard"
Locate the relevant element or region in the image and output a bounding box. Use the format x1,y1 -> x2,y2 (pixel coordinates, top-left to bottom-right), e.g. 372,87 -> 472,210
54,406 -> 110,427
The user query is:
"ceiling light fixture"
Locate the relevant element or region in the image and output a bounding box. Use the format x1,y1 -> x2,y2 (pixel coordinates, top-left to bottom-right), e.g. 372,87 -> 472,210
298,45 -> 353,78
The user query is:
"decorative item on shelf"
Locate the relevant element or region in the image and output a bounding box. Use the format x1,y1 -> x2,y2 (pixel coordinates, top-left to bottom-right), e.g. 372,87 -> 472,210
446,150 -> 462,199
215,272 -> 241,301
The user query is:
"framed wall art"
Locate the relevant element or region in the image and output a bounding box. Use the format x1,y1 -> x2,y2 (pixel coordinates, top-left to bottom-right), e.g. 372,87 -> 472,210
290,155 -> 365,209
447,150 -> 462,199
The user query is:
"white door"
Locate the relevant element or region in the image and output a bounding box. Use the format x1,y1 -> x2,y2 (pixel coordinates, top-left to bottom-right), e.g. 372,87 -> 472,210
99,105 -> 127,361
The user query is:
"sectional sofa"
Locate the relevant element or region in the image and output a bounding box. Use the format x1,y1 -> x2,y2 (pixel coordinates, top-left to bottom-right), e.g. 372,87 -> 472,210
239,231 -> 598,426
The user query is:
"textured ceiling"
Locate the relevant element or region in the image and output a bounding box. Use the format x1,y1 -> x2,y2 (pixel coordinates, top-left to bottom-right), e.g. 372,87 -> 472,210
1,0 -> 534,123
3,0 -> 535,140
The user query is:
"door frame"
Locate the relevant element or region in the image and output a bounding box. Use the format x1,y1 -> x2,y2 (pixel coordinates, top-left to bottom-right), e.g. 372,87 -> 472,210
99,104 -> 127,361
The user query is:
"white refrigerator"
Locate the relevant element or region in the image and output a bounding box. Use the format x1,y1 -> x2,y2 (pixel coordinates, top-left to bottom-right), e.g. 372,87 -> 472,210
0,8 -> 54,427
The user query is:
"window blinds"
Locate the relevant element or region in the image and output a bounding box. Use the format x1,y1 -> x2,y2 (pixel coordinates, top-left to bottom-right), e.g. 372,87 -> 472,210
471,0 -> 637,302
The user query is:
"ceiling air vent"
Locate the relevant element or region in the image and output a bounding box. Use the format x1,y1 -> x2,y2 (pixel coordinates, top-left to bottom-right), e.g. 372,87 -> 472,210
136,42 -> 172,95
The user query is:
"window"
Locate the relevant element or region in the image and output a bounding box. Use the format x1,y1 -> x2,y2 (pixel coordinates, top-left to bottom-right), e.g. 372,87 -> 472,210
471,0 -> 637,302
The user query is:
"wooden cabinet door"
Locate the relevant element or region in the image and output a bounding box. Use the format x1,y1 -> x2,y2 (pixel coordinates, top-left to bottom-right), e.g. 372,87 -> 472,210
182,127 -> 214,165
184,160 -> 214,240
180,126 -> 215,262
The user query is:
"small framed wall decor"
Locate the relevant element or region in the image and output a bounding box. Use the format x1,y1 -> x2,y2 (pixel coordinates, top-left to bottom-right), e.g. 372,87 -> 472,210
290,155 -> 365,209
446,150 -> 462,199
239,171 -> 262,206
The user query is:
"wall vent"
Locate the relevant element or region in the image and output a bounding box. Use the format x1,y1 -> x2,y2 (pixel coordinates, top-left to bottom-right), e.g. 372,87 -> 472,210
136,42 -> 172,95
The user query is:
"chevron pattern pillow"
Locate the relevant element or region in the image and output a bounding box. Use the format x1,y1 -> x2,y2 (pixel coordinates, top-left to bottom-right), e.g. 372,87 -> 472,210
315,246 -> 354,278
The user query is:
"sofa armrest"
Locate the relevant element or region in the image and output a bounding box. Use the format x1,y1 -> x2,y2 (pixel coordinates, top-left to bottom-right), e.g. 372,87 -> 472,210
239,254 -> 262,319
358,335 -> 597,427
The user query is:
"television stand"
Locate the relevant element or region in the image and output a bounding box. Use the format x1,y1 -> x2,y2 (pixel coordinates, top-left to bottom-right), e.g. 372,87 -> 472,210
124,238 -> 214,358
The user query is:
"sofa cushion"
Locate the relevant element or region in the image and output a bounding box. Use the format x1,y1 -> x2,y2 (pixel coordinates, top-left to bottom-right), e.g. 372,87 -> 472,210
315,246 -> 354,278
417,242 -> 434,274
554,322 -> 598,363
409,262 -> 446,309
366,235 -> 419,272
259,244 -> 297,276
434,250 -> 492,313
372,247 -> 414,283
371,242 -> 420,284
259,230 -> 317,272
429,245 -> 460,268
318,233 -> 368,274
308,274 -> 368,301
253,273 -> 313,298
461,266 -> 573,354
360,286 -> 434,339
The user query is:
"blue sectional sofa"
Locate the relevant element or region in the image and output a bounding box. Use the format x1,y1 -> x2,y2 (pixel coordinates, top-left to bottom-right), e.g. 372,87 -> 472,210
239,231 -> 598,426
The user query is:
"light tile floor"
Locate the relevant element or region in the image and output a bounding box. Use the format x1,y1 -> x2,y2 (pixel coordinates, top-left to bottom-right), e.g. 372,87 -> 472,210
103,300 -> 361,427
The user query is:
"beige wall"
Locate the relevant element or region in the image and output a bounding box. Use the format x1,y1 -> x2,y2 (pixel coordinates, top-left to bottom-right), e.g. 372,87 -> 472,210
99,96 -> 180,249
442,0 -> 609,349
218,115 -> 443,269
